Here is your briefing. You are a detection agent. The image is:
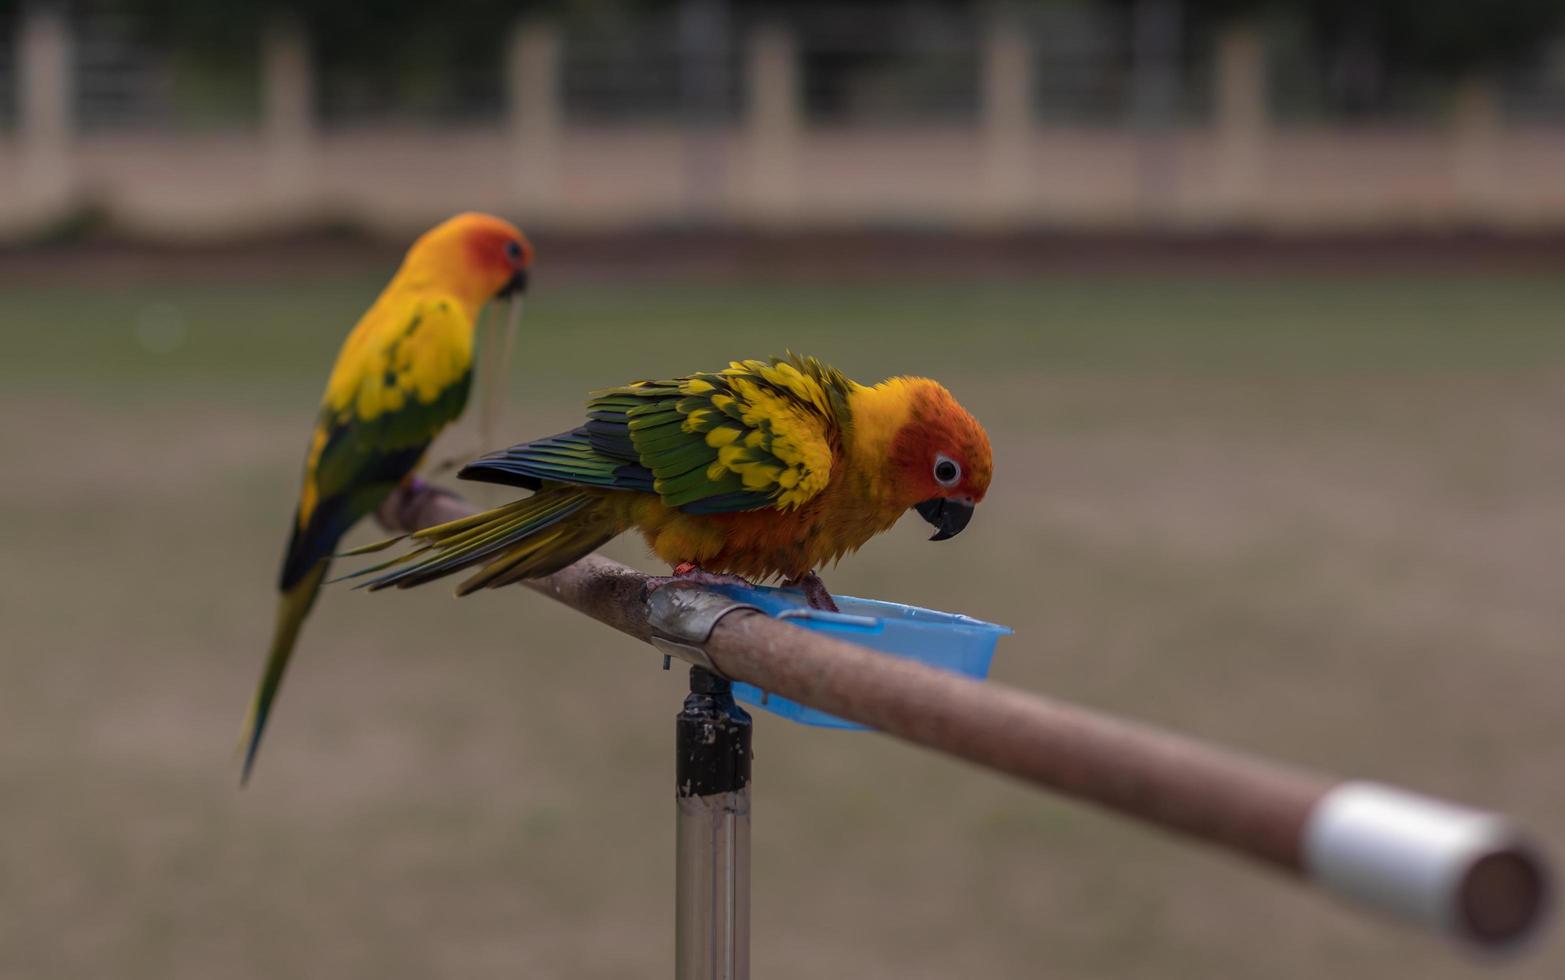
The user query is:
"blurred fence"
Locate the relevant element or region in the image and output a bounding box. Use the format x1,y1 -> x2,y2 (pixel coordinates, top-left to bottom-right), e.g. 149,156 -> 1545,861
1,3 -> 1565,238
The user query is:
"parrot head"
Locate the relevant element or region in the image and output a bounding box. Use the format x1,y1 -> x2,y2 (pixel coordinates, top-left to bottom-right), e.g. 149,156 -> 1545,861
880,379 -> 992,542
407,212 -> 535,308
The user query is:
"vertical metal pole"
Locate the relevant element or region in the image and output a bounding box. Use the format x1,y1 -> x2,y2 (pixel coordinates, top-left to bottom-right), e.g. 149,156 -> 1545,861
676,667 -> 752,980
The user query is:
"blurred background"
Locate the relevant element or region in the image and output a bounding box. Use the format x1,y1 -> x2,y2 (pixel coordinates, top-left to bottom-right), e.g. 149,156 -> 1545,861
3,0 -> 1564,978
2,0 -> 1565,234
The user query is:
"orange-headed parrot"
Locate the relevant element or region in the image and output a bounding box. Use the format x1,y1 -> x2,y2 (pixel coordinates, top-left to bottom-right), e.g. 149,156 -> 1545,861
242,212 -> 534,782
352,354 -> 991,611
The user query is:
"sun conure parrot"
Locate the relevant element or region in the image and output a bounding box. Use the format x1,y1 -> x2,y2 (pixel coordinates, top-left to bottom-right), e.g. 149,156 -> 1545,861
242,212 -> 534,783
350,354 -> 992,611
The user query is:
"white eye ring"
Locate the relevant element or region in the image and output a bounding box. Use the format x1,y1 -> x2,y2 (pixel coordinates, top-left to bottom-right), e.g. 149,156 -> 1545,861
933,453 -> 961,487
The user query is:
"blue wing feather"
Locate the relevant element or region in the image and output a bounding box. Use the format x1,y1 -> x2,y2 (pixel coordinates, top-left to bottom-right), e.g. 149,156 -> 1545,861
461,427 -> 656,493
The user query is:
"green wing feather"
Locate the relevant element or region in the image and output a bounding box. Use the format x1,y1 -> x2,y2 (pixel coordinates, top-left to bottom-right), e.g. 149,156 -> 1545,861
626,354 -> 846,513
463,353 -> 850,516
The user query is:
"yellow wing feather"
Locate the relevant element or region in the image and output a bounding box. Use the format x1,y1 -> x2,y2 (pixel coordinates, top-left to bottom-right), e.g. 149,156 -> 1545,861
692,372 -> 832,509
323,295 -> 473,419
298,295 -> 474,529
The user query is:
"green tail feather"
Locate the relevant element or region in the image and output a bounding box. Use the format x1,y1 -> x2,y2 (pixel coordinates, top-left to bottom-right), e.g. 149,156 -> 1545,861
240,559 -> 329,785
337,535 -> 407,558
357,488 -> 617,594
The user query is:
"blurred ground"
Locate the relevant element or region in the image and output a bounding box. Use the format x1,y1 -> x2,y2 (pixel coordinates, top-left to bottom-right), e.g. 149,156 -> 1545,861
2,264 -> 1563,978
5,228 -> 1565,287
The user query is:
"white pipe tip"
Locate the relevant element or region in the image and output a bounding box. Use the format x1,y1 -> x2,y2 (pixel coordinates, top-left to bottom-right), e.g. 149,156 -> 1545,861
1304,781 -> 1550,950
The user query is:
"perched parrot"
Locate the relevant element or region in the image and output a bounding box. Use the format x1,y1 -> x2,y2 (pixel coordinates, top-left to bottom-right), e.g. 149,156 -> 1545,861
352,354 -> 992,610
242,212 -> 535,783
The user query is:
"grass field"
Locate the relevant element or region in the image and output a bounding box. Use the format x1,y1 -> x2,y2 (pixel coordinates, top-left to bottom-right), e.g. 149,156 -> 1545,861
3,271 -> 1563,978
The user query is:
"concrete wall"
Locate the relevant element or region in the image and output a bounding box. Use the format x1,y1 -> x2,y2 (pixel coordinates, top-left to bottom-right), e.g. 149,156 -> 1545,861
1,13 -> 1561,239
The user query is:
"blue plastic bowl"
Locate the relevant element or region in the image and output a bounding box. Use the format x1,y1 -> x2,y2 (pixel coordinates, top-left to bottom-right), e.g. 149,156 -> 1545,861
702,584 -> 1013,730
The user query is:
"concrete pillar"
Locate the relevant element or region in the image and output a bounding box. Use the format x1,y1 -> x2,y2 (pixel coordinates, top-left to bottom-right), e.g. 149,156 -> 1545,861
676,0 -> 732,222
742,24 -> 799,225
1451,73 -> 1500,223
1213,23 -> 1267,221
17,3 -> 75,217
506,20 -> 563,218
979,19 -> 1032,224
261,16 -> 316,211
1130,0 -> 1182,225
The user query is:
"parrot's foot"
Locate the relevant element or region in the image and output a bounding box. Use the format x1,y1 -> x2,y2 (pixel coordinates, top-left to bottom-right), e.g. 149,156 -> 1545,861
782,572 -> 840,613
647,562 -> 756,594
376,477 -> 460,534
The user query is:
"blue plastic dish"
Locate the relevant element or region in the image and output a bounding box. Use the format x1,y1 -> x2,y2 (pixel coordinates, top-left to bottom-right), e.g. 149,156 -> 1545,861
701,584 -> 1012,730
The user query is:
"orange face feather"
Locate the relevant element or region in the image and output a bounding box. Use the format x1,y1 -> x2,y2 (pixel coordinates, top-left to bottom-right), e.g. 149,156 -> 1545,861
885,381 -> 992,509
401,211 -> 533,315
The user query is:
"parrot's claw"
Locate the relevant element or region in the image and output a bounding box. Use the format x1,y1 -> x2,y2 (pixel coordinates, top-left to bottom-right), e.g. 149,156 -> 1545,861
376,477 -> 459,534
782,572 -> 840,613
647,562 -> 757,595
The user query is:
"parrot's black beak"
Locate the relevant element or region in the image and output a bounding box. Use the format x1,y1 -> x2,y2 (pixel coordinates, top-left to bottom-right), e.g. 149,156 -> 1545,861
499,268 -> 528,298
915,497 -> 974,541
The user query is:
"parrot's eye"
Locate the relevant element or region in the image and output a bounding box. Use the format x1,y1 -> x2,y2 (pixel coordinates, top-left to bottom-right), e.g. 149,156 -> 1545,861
933,454 -> 961,487
504,240 -> 523,263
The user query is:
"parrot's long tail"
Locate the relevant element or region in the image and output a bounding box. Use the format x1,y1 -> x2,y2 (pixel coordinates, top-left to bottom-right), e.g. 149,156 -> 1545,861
352,488 -> 622,595
241,559 -> 328,785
